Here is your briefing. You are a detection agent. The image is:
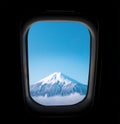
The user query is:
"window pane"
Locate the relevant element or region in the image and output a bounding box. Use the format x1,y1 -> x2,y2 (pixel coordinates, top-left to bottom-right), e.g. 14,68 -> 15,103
28,21 -> 90,106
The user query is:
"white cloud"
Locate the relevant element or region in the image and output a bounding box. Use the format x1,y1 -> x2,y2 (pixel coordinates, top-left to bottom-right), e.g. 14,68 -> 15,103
31,93 -> 86,106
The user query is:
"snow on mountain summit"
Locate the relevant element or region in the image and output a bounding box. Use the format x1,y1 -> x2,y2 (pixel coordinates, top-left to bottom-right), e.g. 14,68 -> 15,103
36,72 -> 81,85
30,72 -> 87,97
37,72 -> 65,84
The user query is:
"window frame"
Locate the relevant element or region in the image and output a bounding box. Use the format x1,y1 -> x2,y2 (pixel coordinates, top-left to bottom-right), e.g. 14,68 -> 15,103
21,16 -> 98,114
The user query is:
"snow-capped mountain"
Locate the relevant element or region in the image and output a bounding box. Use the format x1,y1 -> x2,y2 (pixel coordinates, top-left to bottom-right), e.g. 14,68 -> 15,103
30,72 -> 87,97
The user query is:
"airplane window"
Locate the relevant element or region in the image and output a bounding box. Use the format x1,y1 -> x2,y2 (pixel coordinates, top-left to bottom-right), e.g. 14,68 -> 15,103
28,21 -> 90,106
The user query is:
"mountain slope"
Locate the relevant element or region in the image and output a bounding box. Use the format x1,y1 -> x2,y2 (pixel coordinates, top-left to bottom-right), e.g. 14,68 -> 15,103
30,72 -> 87,97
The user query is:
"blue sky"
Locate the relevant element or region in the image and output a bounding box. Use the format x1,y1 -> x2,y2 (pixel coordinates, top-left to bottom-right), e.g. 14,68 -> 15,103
28,21 -> 90,85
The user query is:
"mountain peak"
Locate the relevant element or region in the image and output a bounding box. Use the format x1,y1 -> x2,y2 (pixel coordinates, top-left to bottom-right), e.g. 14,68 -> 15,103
53,72 -> 61,74
37,72 -> 64,84
52,72 -> 62,76
35,72 -> 83,87
30,72 -> 87,98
